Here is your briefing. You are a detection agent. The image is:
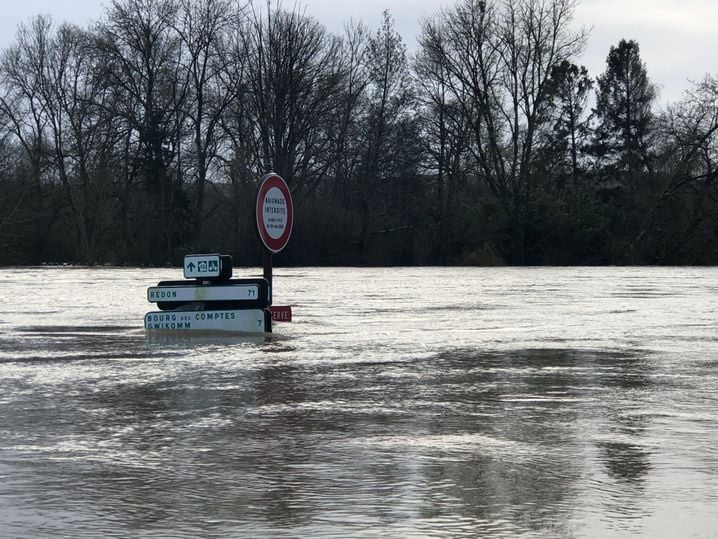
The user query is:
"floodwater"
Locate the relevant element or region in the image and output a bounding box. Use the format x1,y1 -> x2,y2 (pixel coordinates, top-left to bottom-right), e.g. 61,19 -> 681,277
0,266 -> 717,538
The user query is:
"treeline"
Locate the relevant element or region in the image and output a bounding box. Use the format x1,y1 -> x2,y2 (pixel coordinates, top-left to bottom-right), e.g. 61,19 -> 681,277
0,0 -> 716,266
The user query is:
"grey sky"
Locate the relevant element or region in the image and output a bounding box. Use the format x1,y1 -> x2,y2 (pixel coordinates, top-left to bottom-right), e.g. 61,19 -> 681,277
1,0 -> 715,105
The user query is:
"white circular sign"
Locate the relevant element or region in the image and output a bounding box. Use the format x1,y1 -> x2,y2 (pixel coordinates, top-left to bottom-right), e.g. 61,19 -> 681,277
256,173 -> 293,253
263,186 -> 288,240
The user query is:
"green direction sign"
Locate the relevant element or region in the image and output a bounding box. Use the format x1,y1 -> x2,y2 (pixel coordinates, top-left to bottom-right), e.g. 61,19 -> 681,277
184,254 -> 222,279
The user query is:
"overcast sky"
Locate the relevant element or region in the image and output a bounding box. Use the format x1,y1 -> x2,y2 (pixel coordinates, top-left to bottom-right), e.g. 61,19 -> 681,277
0,0 -> 715,105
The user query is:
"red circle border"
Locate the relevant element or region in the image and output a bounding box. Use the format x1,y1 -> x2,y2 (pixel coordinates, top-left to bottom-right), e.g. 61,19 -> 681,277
256,173 -> 294,253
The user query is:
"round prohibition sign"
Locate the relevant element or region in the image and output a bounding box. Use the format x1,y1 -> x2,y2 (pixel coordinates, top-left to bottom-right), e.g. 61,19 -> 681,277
256,173 -> 294,253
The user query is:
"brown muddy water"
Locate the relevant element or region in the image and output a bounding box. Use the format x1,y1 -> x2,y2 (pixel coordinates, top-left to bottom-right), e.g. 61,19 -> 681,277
0,266 -> 717,537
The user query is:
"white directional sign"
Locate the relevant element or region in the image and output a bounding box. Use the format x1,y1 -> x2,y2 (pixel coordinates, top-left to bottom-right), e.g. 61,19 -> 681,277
147,284 -> 260,303
144,309 -> 269,332
184,254 -> 221,279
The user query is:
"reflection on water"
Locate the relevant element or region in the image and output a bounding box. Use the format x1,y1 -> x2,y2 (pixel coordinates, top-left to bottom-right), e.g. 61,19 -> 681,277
0,267 -> 717,537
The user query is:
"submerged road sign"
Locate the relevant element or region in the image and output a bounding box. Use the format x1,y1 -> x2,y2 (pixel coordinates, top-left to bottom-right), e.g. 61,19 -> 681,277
144,309 -> 271,333
183,254 -> 231,279
184,253 -> 220,279
268,305 -> 292,322
149,278 -> 270,310
143,252 -> 287,334
148,283 -> 261,303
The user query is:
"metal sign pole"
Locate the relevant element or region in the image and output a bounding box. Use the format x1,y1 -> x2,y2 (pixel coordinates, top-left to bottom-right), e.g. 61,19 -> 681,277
256,172 -> 291,309
263,248 -> 273,304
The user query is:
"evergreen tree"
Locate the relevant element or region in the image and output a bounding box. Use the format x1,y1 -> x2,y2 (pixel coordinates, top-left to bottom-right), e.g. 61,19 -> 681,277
357,10 -> 416,261
593,39 -> 656,179
545,60 -> 593,186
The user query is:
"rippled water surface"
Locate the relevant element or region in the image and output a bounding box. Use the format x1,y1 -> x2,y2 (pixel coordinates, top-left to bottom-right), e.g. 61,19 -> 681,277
1,266 -> 717,537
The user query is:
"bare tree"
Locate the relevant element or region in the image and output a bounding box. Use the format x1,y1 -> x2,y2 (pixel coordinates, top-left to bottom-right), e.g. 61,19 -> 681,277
328,20 -> 370,204
244,4 -> 343,194
0,106 -> 40,258
0,16 -> 73,260
96,0 -> 189,262
633,76 -> 718,260
0,16 -> 53,194
175,0 -> 237,238
415,16 -> 473,261
37,21 -> 123,263
419,0 -> 587,262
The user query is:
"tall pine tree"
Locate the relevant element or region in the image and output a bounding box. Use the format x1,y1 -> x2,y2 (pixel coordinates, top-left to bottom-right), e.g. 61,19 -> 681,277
593,39 -> 656,180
